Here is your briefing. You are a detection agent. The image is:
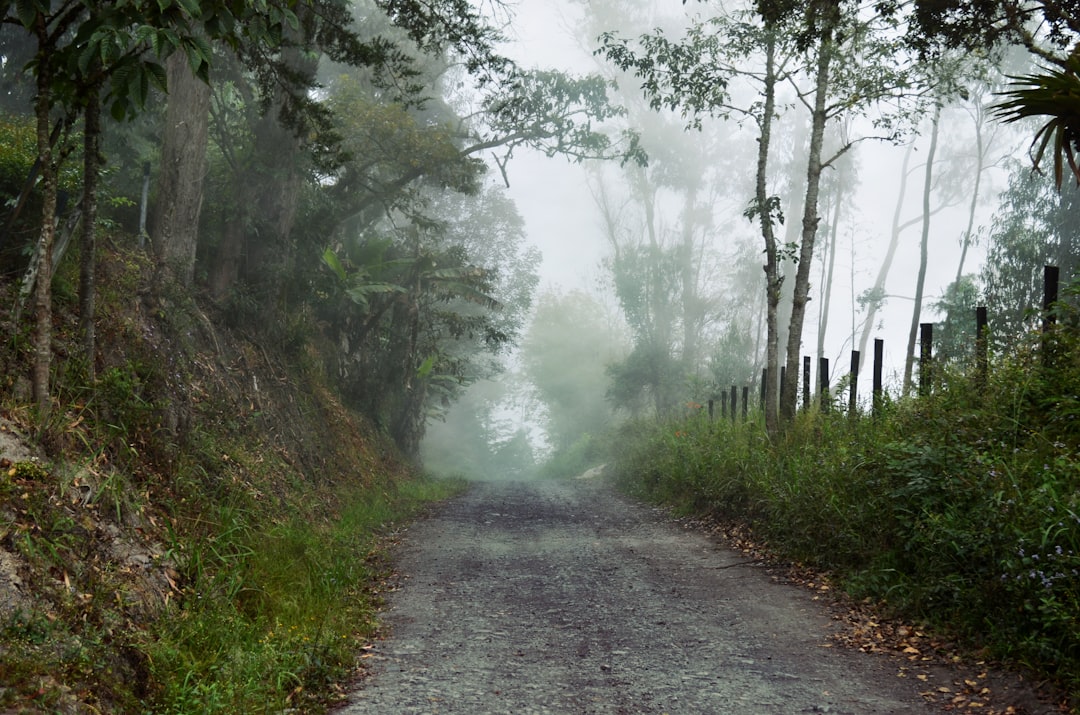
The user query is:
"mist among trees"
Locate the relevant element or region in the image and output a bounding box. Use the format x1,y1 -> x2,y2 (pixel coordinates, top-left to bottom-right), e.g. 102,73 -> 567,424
1,0 -> 1078,464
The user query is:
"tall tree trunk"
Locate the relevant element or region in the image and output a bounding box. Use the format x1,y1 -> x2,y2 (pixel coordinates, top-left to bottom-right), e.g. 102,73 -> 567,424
30,18 -> 57,415
955,100 -> 986,283
782,26 -> 833,422
79,85 -> 101,382
213,32 -> 316,327
904,104 -> 941,391
817,177 -> 842,364
857,145 -> 913,364
151,49 -> 211,287
756,29 -> 781,436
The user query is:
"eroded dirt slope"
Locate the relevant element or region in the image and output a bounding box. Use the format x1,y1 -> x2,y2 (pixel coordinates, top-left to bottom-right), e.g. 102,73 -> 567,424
342,477 -> 951,715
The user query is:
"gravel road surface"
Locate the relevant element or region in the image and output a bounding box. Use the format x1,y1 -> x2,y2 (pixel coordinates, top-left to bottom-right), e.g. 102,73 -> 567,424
339,476 -> 943,714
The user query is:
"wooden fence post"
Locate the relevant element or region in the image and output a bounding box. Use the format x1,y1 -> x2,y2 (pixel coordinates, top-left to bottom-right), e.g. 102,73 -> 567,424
708,399 -> 714,421
919,322 -> 933,396
819,357 -> 829,412
873,338 -> 884,417
742,386 -> 749,420
849,350 -> 860,415
730,385 -> 737,423
1044,265 -> 1060,331
721,391 -> 728,419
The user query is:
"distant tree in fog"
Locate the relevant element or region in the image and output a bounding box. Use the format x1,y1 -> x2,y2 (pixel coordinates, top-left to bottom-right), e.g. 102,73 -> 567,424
522,290 -> 628,448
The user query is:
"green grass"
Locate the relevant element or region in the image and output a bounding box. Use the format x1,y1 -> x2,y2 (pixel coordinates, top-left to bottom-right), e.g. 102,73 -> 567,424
607,327 -> 1080,700
141,473 -> 463,714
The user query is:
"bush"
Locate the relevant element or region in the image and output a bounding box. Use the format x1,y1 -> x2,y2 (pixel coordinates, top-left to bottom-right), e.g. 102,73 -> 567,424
607,324 -> 1080,695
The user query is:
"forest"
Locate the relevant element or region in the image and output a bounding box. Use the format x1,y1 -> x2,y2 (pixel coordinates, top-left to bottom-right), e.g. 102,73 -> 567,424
1,0 -> 1080,711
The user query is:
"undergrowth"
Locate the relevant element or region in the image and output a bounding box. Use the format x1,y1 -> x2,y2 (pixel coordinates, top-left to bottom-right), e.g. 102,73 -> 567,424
0,242 -> 464,712
608,323 -> 1080,702
142,470 -> 460,714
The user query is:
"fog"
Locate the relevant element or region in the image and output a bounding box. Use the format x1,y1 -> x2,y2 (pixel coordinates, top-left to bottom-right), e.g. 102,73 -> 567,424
420,0 -> 1050,479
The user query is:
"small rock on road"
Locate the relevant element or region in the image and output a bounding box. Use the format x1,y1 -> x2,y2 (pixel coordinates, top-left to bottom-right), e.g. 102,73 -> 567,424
340,477 -> 938,715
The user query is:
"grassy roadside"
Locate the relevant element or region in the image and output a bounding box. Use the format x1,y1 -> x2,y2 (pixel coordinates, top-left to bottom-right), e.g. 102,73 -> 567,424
1,437 -> 462,713
606,331 -> 1080,705
141,472 -> 463,713
0,244 -> 464,713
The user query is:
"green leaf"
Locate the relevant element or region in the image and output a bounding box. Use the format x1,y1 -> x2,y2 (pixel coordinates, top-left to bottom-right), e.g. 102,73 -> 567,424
416,354 -> 437,380
109,97 -> 128,122
177,0 -> 201,18
145,61 -> 168,94
14,0 -> 40,29
321,248 -> 347,282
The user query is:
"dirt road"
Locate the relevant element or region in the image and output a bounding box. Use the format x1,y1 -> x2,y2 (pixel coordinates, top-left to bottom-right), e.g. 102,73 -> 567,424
339,477 -> 942,714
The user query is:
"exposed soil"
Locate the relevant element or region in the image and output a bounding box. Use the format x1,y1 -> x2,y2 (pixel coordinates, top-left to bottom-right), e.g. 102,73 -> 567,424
339,475 -> 1063,715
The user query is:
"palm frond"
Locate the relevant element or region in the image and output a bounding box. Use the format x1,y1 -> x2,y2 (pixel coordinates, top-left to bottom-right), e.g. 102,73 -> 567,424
993,56 -> 1080,188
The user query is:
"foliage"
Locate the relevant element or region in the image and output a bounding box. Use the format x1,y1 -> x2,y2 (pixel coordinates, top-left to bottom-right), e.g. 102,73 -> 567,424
535,432 -> 606,481
143,473 -> 462,714
319,187 -> 536,456
980,163 -> 1080,347
890,0 -> 1080,183
607,314 -> 1080,695
932,275 -> 980,364
0,239 -> 463,712
993,57 -> 1080,187
522,290 -> 627,450
421,376 -> 537,481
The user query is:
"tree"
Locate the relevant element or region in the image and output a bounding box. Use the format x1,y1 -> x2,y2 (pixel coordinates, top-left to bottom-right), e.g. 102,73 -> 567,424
932,275 -> 980,365
1,0 -> 282,410
150,47 -> 210,287
600,0 -> 919,428
980,161 -> 1080,346
321,185 -> 539,456
903,102 -> 941,392
599,6 -> 795,432
896,0 -> 1080,185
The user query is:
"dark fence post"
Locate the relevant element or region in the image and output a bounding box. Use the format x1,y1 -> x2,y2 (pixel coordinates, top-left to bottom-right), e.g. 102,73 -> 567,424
721,391 -> 728,418
849,350 -> 860,415
730,385 -> 737,423
976,306 -> 988,387
742,386 -> 749,420
708,399 -> 715,421
802,355 -> 811,412
819,357 -> 829,412
1044,265 -> 1060,332
873,338 -> 884,417
919,322 -> 933,396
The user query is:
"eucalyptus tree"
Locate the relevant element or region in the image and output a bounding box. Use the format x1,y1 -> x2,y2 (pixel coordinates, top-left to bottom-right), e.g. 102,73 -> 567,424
598,5 -> 793,430
813,128 -> 857,369
770,0 -> 924,420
